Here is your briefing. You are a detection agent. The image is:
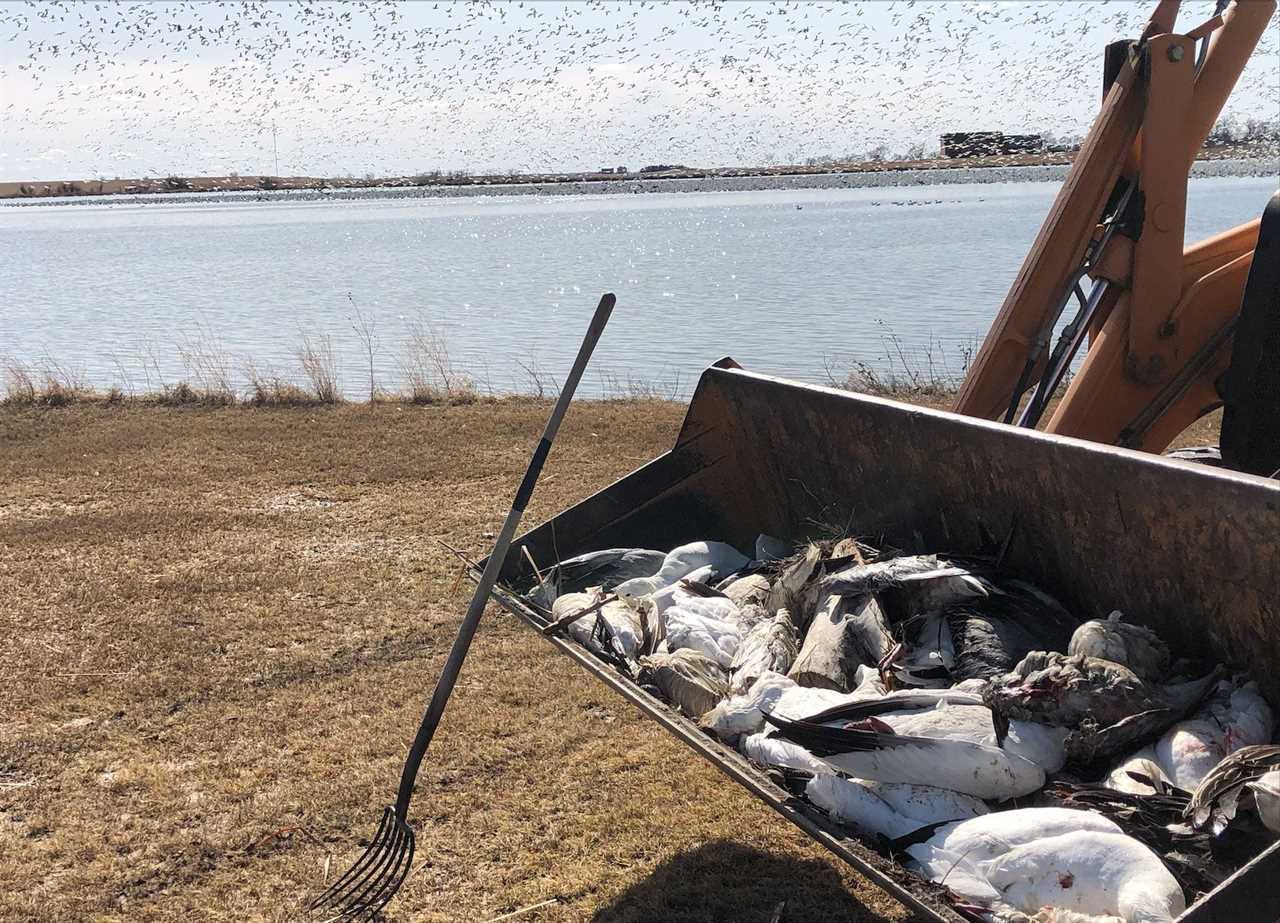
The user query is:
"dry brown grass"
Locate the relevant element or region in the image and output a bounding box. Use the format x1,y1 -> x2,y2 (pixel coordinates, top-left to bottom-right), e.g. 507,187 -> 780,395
0,401 -> 936,923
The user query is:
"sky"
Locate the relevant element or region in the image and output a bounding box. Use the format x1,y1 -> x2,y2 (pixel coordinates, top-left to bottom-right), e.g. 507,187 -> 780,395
1,0 -> 1276,182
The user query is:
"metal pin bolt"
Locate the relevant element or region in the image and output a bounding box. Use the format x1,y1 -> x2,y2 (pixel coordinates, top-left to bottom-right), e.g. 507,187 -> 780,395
1168,45 -> 1185,62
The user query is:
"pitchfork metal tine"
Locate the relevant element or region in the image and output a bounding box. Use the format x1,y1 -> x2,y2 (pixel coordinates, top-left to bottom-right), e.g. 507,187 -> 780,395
308,807 -> 394,911
341,819 -> 412,918
327,822 -> 401,917
362,827 -> 415,919
305,295 -> 614,920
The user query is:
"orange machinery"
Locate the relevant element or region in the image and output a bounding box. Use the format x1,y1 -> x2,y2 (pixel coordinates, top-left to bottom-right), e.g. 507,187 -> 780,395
954,0 -> 1278,473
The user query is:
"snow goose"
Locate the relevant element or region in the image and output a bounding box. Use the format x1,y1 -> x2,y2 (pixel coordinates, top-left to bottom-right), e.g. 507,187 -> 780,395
613,540 -> 749,599
551,590 -> 643,660
805,773 -> 988,841
636,649 -> 728,719
718,572 -> 771,608
804,691 -> 1069,774
729,609 -> 799,693
985,650 -> 1222,765
1068,610 -> 1170,681
820,553 -> 992,618
1105,746 -> 1174,796
764,711 -> 1045,800
889,610 -> 955,688
663,595 -> 746,668
643,565 -> 716,617
1153,678 -> 1274,790
945,578 -> 1078,682
700,670 -> 881,742
739,732 -> 829,774
530,547 -> 666,607
905,808 -> 1185,923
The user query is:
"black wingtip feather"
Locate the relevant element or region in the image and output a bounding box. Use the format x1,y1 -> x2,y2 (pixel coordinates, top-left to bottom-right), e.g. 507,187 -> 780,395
761,710 -> 882,755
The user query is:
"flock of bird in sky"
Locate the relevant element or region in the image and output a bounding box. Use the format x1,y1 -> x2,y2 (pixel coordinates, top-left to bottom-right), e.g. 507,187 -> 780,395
1,1 -> 1276,181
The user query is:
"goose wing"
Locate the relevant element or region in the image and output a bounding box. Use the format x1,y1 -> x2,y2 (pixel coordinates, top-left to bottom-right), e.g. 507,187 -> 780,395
1185,744 -> 1280,831
801,690 -> 985,724
764,712 -> 1044,800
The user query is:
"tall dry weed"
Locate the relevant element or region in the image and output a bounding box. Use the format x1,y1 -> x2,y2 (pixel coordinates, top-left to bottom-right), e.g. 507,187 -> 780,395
401,314 -> 475,403
177,324 -> 236,404
2,358 -> 37,404
297,332 -> 341,403
347,293 -> 379,403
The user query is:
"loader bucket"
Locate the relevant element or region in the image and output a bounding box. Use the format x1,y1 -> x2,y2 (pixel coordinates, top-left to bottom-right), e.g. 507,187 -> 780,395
489,361 -> 1280,923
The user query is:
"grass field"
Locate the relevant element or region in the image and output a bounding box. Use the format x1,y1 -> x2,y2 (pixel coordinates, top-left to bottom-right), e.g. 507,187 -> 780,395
1,400 -> 950,923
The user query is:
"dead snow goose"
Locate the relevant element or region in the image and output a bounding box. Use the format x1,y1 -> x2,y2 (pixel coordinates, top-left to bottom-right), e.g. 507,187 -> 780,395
644,565 -> 716,616
700,670 -> 877,742
550,590 -> 643,660
764,711 -> 1045,800
805,773 -> 988,841
1068,610 -> 1170,681
529,547 -> 666,607
636,649 -> 728,719
905,808 -> 1184,923
820,553 -> 992,617
613,540 -> 749,599
1105,746 -> 1175,796
663,596 -> 746,668
981,830 -> 1185,922
945,579 -> 1078,682
719,572 -> 771,607
729,609 -> 799,693
985,650 -> 1222,765
739,731 -> 829,774
1153,678 -> 1274,790
804,693 -> 1068,774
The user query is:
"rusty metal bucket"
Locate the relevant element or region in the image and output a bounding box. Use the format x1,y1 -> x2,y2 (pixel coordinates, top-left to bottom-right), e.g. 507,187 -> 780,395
488,361 -> 1280,923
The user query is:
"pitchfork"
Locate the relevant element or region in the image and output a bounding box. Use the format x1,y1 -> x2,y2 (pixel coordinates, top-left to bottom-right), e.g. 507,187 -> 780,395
309,293 -> 615,920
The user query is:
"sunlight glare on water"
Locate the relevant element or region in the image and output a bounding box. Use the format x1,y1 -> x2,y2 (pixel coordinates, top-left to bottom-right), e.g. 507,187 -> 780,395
2,172 -> 1276,399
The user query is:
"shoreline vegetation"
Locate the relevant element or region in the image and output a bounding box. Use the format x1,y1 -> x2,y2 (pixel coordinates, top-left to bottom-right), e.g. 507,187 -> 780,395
3,320 -> 972,409
2,143 -> 1272,202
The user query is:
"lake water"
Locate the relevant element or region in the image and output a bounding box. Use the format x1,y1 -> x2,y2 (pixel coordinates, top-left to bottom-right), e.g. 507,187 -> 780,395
2,171 -> 1276,399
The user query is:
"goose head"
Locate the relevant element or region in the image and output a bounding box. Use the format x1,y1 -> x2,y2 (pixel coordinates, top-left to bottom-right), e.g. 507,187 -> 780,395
614,575 -> 660,601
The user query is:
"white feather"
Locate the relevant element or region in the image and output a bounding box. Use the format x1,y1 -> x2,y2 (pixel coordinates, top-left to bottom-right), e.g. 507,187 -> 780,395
739,733 -> 829,774
846,697 -> 1067,773
664,603 -> 742,667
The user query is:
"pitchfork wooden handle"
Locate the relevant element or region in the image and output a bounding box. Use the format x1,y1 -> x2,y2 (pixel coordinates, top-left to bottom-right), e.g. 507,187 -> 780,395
392,293 -> 615,818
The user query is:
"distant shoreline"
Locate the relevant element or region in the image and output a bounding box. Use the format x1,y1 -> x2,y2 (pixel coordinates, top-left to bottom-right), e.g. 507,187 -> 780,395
3,146 -> 1274,204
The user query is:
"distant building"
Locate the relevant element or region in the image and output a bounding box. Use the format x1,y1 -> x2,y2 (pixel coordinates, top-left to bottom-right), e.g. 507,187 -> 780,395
600,167 -> 616,174
616,165 -> 629,174
940,131 -> 1044,158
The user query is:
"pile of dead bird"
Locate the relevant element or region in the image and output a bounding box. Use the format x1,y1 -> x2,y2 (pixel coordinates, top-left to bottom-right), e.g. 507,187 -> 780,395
525,537 -> 1280,923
